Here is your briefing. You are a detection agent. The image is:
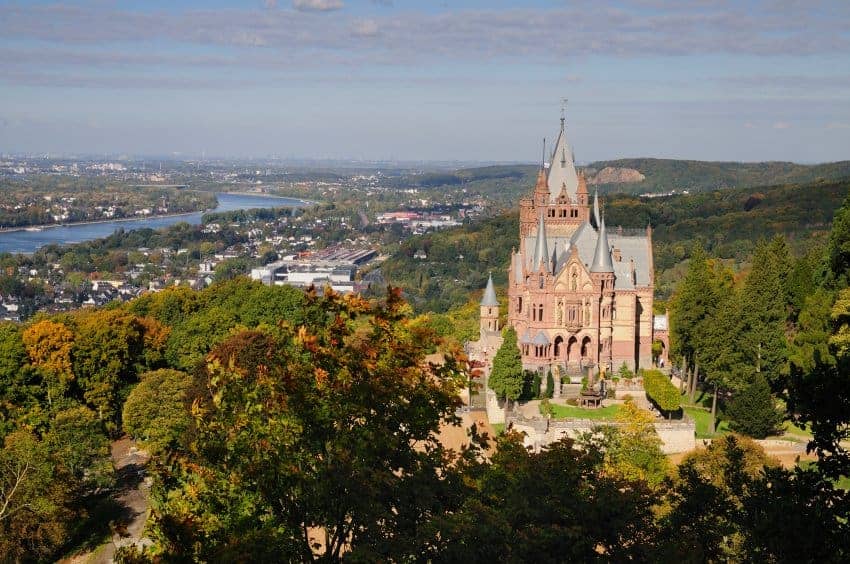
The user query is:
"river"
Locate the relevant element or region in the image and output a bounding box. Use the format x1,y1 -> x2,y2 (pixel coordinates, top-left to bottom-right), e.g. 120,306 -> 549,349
0,193 -> 309,254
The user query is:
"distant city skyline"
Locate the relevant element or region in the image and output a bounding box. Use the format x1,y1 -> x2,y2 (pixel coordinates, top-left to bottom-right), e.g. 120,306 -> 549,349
1,0 -> 849,163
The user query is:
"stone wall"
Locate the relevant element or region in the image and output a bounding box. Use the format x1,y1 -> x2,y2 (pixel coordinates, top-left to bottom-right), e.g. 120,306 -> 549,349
506,413 -> 695,454
485,389 -> 505,424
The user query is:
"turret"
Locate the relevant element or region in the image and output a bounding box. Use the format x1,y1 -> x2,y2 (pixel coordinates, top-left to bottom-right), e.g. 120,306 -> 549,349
480,273 -> 500,335
576,170 -> 589,206
533,167 -> 549,208
592,189 -> 601,229
590,217 -> 614,274
532,212 -> 549,271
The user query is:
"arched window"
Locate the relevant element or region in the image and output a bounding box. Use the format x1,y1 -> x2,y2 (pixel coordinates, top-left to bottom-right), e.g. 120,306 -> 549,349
517,297 -> 523,313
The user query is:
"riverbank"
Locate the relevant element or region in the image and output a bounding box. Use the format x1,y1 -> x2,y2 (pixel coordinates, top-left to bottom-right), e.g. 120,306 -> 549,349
0,193 -> 310,255
0,192 -> 313,234
0,211 -> 203,234
223,191 -> 317,206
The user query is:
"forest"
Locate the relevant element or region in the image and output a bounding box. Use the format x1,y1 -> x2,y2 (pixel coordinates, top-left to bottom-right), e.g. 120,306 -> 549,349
374,158 -> 850,209
3,186 -> 850,558
379,176 -> 850,315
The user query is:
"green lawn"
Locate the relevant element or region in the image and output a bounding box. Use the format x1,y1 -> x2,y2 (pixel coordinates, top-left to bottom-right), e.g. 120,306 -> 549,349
681,389 -> 713,410
490,423 -> 505,436
683,406 -> 730,439
782,420 -> 813,439
549,404 -> 622,420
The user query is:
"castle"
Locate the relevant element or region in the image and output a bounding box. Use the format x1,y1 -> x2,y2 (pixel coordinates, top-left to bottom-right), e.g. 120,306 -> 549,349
476,115 -> 667,379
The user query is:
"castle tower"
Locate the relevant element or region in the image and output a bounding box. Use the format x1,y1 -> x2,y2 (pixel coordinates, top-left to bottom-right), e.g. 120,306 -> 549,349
590,216 -> 615,374
480,273 -> 500,335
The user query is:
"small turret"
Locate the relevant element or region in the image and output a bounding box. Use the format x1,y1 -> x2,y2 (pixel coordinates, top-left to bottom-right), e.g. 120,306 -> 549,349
532,212 -> 549,271
479,273 -> 500,335
576,170 -> 589,205
590,217 -> 614,273
592,190 -> 601,229
533,167 -> 549,207
480,273 -> 499,307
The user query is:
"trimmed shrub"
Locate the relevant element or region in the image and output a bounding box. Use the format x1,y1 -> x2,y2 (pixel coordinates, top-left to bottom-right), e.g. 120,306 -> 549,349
545,371 -> 554,399
643,369 -> 680,416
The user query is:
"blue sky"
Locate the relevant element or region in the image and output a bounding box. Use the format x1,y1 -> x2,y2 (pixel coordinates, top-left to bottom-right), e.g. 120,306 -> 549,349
1,0 -> 849,163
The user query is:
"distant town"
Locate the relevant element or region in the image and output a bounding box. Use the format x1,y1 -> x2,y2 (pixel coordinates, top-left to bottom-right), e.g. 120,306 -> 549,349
0,154 -> 492,321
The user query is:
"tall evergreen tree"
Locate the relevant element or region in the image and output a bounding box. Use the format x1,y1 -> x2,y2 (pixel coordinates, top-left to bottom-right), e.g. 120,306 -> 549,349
824,195 -> 850,288
488,327 -> 524,417
739,240 -> 789,390
670,244 -> 720,366
726,373 -> 783,439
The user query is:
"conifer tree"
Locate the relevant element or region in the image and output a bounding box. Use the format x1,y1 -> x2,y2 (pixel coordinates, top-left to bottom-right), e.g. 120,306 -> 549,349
726,373 -> 783,439
824,196 -> 850,288
739,240 -> 789,390
670,244 -> 722,372
489,327 -> 524,417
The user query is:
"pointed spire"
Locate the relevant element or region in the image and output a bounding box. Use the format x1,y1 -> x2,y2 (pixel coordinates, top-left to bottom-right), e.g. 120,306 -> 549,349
550,241 -> 559,275
547,112 -> 580,201
590,216 -> 614,273
481,273 -> 499,307
592,189 -> 601,229
532,211 -> 549,271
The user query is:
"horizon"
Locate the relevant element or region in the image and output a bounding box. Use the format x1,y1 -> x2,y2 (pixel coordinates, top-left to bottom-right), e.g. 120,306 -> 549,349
2,0 -> 849,163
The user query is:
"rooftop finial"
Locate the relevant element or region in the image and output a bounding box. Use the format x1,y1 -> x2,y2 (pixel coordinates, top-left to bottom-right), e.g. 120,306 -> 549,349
560,97 -> 568,131
542,137 -> 546,168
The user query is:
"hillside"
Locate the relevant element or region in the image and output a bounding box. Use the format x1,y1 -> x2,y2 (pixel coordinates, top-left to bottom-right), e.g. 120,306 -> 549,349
588,158 -> 850,195
380,177 -> 850,312
387,159 -> 850,206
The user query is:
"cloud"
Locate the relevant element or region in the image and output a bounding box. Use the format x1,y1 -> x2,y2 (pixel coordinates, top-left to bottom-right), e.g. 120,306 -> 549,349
826,122 -> 850,129
352,19 -> 379,37
0,1 -> 848,78
292,0 -> 343,12
263,0 -> 278,8
773,121 -> 791,129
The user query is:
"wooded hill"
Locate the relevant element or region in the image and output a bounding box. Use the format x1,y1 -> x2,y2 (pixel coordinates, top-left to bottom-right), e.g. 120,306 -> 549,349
379,177 -> 850,312
386,159 -> 850,205
590,158 -> 850,195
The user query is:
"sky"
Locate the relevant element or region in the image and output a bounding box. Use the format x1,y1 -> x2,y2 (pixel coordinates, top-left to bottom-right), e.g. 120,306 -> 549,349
1,0 -> 849,163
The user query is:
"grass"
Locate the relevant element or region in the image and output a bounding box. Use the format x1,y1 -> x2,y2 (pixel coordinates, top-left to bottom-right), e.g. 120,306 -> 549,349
490,423 -> 505,436
680,389 -> 713,410
683,406 -> 730,439
549,404 -> 622,420
782,420 -> 813,440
